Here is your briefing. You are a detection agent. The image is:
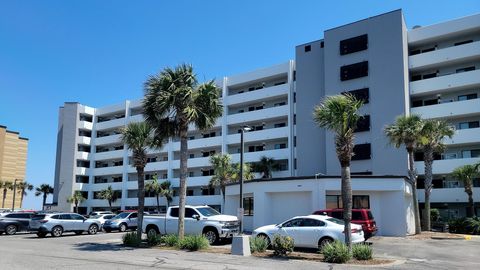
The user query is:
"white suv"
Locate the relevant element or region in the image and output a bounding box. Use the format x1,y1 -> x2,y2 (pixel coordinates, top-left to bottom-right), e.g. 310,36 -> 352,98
29,213 -> 101,238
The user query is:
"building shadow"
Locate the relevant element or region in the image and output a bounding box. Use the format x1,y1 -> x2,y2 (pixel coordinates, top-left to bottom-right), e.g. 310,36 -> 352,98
74,242 -> 132,252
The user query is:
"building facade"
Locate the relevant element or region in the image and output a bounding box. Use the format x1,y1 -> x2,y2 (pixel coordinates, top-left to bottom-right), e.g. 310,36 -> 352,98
53,10 -> 480,219
0,125 -> 28,210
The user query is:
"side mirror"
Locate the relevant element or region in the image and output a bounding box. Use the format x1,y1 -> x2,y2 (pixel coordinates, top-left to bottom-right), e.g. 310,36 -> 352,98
192,214 -> 200,221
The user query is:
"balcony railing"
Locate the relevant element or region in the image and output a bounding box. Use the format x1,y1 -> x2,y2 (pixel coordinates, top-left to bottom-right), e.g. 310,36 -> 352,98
410,69 -> 480,96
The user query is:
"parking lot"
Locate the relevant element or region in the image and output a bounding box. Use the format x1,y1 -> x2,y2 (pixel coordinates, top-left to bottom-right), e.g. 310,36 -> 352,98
0,232 -> 479,269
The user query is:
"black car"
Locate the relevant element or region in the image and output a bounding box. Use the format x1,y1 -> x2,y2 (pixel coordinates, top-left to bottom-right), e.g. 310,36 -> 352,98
0,212 -> 36,235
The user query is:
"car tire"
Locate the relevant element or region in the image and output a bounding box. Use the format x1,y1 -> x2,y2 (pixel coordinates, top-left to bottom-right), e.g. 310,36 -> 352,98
37,232 -> 47,238
318,237 -> 333,251
88,224 -> 99,235
5,225 -> 18,235
119,223 -> 127,232
146,226 -> 159,237
51,226 -> 63,237
203,229 -> 219,245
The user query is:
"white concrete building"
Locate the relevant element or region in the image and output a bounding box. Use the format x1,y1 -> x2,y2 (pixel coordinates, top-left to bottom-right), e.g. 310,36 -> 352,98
53,10 -> 479,225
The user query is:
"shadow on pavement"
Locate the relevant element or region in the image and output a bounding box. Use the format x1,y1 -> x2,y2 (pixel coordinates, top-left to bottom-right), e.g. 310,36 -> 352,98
74,242 -> 132,252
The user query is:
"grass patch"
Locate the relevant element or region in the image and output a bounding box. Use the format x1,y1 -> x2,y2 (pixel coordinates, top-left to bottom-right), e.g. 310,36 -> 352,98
352,243 -> 373,260
177,235 -> 210,251
122,232 -> 141,247
322,241 -> 352,263
250,236 -> 269,253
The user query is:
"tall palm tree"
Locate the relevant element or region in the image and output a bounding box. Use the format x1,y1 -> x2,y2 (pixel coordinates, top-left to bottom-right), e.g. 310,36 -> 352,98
67,191 -> 86,213
452,164 -> 478,217
1,181 -> 13,209
160,180 -> 173,208
419,119 -> 455,230
231,163 -> 255,182
209,154 -> 234,204
16,181 -> 34,208
120,121 -> 155,242
99,186 -> 118,212
385,114 -> 424,234
253,156 -> 280,178
145,175 -> 163,214
35,184 -> 54,210
313,94 -> 363,250
143,64 -> 223,239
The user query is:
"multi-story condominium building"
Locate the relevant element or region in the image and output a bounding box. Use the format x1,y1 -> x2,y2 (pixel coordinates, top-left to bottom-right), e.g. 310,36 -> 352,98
0,125 -> 28,209
53,10 -> 480,219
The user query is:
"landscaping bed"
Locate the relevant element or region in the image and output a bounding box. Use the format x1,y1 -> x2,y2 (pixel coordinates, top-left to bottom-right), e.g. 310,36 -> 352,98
407,231 -> 467,240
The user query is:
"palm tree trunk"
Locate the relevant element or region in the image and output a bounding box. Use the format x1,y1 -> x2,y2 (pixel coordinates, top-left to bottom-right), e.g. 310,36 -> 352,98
137,166 -> 146,242
341,165 -> 352,251
467,189 -> 474,218
221,185 -> 226,208
20,189 -> 25,208
423,148 -> 434,231
42,193 -> 47,211
177,124 -> 188,240
109,201 -> 112,212
408,148 -> 422,234
75,202 -> 78,214
156,195 -> 160,214
2,189 -> 6,208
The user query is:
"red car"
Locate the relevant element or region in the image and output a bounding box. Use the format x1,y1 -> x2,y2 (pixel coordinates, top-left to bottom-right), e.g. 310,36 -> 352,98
313,209 -> 378,239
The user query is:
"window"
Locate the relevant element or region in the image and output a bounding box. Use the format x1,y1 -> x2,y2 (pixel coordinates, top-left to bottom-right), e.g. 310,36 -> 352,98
459,121 -> 480,129
76,176 -> 89,183
185,208 -> 199,218
78,130 -> 91,137
343,88 -> 369,104
282,218 -> 302,227
326,195 -> 370,209
274,102 -> 286,107
301,218 -> 325,227
189,172 -> 194,177
412,100 -> 423,107
411,74 -> 422,81
423,99 -> 438,106
274,143 -> 287,149
77,144 -> 90,153
186,190 -> 194,196
304,45 -> 311,52
76,160 -> 90,168
454,40 -> 473,46
422,72 -> 437,79
274,123 -> 286,128
340,34 -> 368,55
79,114 -> 92,122
320,41 -> 324,48
170,208 -> 179,217
243,197 -> 254,216
456,66 -> 475,73
340,61 -> 368,81
114,160 -> 123,166
352,143 -> 371,160
458,93 -> 477,101
354,115 -> 370,132
189,153 -> 195,158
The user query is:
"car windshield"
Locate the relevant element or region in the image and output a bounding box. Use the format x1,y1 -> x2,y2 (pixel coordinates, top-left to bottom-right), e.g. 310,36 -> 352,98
326,217 -> 344,225
196,207 -> 220,217
113,212 -> 129,219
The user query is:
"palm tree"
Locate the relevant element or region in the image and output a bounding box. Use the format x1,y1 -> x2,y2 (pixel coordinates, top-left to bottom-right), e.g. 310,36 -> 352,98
209,154 -> 234,204
1,181 -> 13,209
99,186 -> 118,212
231,163 -> 255,182
452,164 -> 478,217
253,156 -> 280,178
143,64 -> 223,239
160,180 -> 173,208
385,115 -> 424,234
418,119 -> 455,230
16,181 -> 34,208
35,184 -> 54,210
313,94 -> 363,250
145,175 -> 164,214
120,121 -> 156,242
67,191 -> 86,213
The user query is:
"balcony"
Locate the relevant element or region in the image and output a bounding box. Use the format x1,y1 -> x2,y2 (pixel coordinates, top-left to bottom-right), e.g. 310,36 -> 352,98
93,166 -> 123,176
77,136 -> 91,145
94,149 -> 124,161
75,167 -> 89,176
230,148 -> 290,163
76,151 -> 90,160
90,182 -> 123,191
128,114 -> 144,123
95,134 -> 122,145
411,98 -> 480,119
417,187 -> 480,203
226,84 -> 289,106
170,176 -> 211,188
445,127 -> 480,146
226,126 -> 289,145
410,69 -> 480,96
172,136 -> 220,151
227,105 -> 289,125
79,121 -> 93,130
415,157 -> 480,175
409,41 -> 480,71
96,118 -> 126,131
128,161 -> 169,173
171,157 -> 210,169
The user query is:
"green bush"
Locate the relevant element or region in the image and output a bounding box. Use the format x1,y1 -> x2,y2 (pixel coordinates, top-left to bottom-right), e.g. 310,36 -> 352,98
352,243 -> 373,260
250,236 -> 269,253
322,241 -> 352,263
431,208 -> 440,222
122,232 -> 141,247
271,234 -> 294,256
162,234 -> 179,247
177,235 -> 210,251
146,233 -> 163,246
448,217 -> 480,235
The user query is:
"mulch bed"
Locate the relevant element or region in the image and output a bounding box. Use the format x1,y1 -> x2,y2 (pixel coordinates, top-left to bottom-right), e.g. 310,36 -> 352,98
406,231 -> 466,240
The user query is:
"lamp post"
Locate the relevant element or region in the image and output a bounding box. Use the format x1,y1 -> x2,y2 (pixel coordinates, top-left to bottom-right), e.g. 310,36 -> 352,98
12,179 -> 18,211
239,125 -> 252,233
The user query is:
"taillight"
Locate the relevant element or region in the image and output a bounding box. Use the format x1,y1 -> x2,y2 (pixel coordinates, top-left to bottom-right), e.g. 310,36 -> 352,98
39,220 -> 48,223
343,228 -> 360,233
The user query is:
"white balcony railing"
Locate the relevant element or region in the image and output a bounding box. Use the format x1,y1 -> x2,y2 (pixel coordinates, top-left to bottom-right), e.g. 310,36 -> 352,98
445,127 -> 480,146
415,157 -> 480,175
410,69 -> 480,96
95,134 -> 122,145
226,84 -> 289,106
172,136 -> 220,151
94,149 -> 124,161
96,118 -> 126,131
411,98 -> 480,119
417,187 -> 480,203
79,121 -> 93,130
226,105 -> 289,125
93,166 -> 123,176
226,126 -> 289,145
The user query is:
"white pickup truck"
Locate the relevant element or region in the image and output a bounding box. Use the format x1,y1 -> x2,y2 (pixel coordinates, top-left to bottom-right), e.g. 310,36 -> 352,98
143,205 -> 240,244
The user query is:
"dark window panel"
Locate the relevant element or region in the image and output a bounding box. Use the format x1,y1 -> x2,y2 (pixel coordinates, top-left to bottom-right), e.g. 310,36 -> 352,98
340,61 -> 368,81
340,34 -> 368,55
352,143 -> 371,160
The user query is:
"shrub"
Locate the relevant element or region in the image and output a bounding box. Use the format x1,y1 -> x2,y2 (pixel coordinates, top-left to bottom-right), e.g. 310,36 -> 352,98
147,233 -> 163,246
322,241 -> 351,263
250,236 -> 269,253
352,243 -> 373,260
430,208 -> 440,222
122,232 -> 141,247
448,217 -> 480,235
271,234 -> 294,256
162,234 -> 179,247
177,235 -> 210,251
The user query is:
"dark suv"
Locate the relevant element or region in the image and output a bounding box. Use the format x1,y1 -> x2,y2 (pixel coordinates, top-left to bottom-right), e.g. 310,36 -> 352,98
313,209 -> 378,239
0,212 -> 36,235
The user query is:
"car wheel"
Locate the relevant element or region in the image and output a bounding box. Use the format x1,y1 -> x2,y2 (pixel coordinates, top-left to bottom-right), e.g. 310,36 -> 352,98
88,224 -> 99,235
51,226 -> 63,237
5,225 -> 18,235
318,237 -> 333,251
37,232 -> 47,238
119,223 -> 127,232
203,229 -> 218,245
146,226 -> 159,237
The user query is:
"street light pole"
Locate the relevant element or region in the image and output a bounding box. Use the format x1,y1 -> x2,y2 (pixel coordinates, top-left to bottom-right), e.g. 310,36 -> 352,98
12,179 -> 18,211
239,125 -> 251,234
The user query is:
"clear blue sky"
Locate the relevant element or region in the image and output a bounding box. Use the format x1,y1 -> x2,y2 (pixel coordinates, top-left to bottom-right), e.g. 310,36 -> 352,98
0,1 -> 478,209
